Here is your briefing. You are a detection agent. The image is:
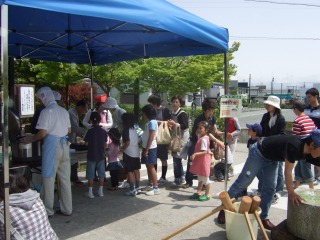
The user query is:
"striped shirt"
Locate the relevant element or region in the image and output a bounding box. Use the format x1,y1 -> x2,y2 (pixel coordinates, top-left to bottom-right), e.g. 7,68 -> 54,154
292,114 -> 316,136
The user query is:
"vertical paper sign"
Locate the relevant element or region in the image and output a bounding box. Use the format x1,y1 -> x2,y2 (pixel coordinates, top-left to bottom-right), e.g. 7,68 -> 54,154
19,86 -> 35,117
219,95 -> 242,118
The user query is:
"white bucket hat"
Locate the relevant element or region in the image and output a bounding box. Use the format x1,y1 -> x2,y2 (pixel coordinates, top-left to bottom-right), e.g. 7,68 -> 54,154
264,95 -> 281,109
102,97 -> 118,109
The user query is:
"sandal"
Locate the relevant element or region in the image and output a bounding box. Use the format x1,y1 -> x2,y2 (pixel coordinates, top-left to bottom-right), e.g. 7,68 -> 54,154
189,193 -> 201,200
198,195 -> 210,201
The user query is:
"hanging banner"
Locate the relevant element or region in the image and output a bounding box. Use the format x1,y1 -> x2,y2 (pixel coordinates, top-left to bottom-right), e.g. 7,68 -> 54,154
219,95 -> 242,118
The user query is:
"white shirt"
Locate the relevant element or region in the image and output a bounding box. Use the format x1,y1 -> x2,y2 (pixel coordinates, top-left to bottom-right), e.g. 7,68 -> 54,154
36,102 -> 70,137
123,128 -> 140,158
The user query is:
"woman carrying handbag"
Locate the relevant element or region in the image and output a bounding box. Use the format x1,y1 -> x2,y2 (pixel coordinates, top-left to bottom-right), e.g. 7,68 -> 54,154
168,95 -> 189,186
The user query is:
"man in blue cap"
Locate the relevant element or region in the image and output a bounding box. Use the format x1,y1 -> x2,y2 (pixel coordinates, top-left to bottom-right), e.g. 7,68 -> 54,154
217,129 -> 320,230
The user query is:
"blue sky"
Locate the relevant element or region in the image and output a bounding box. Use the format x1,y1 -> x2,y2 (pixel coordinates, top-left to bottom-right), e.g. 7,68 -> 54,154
168,0 -> 319,90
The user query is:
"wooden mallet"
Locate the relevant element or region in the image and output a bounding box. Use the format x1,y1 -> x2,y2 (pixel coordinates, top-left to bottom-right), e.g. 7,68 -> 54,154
219,191 -> 236,212
238,196 -> 256,240
249,196 -> 269,240
161,197 -> 236,240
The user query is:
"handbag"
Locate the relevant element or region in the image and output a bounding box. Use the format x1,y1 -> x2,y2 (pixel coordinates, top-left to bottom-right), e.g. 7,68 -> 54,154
156,121 -> 171,145
169,125 -> 182,152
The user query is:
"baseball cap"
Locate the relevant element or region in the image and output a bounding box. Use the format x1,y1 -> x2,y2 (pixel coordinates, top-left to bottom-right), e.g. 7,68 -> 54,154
246,123 -> 262,136
309,129 -> 320,147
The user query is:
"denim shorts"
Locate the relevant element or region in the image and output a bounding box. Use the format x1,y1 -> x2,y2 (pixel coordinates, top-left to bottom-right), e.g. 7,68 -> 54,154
141,148 -> 157,165
86,160 -> 106,180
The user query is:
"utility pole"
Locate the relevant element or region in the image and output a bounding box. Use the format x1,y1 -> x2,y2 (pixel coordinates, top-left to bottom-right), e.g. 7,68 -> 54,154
248,74 -> 251,104
280,83 -> 283,107
271,77 -> 274,94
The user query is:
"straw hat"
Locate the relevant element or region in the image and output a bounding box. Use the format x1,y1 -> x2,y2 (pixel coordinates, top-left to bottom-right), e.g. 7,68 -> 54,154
263,96 -> 281,109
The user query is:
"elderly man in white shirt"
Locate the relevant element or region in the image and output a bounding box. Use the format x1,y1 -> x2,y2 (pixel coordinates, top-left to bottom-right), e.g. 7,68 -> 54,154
25,86 -> 72,217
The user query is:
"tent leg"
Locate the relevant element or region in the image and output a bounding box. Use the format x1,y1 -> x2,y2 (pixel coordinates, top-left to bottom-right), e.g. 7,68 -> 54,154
1,4 -> 11,239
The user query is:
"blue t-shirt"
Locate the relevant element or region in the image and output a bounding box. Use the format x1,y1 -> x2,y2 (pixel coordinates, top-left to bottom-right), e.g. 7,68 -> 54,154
84,125 -> 108,162
142,119 -> 158,149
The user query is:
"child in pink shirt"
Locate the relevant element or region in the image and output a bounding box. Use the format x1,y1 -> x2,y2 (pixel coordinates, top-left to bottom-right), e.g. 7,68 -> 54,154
189,121 -> 211,201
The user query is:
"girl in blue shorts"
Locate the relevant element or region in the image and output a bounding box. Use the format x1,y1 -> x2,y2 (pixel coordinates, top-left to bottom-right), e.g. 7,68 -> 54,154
141,104 -> 159,196
84,112 -> 108,198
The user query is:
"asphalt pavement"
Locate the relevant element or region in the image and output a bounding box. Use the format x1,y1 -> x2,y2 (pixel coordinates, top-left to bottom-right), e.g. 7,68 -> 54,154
49,142 -> 318,240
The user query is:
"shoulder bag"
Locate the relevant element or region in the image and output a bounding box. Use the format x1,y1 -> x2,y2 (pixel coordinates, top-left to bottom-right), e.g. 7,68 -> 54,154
156,121 -> 171,145
169,125 -> 182,152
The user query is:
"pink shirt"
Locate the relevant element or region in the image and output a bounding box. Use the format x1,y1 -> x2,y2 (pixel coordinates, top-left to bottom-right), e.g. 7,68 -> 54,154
107,142 -> 120,163
190,135 -> 211,177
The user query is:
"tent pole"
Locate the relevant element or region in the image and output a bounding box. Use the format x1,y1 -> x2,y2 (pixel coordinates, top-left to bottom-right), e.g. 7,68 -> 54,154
86,46 -> 94,109
1,4 -> 11,239
223,52 -> 229,191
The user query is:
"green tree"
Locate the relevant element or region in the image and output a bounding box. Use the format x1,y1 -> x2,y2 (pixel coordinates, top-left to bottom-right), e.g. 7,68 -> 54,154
13,41 -> 240,101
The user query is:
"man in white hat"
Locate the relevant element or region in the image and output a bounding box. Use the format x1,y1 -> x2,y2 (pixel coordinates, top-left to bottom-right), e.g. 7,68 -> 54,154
25,86 -> 72,217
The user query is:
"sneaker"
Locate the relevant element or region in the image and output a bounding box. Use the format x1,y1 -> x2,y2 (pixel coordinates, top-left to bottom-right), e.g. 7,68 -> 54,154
125,189 -> 137,196
143,185 -> 154,191
253,190 -> 261,197
135,187 -> 142,194
118,181 -> 130,189
174,178 -> 181,186
97,191 -> 104,197
198,195 -> 210,201
146,188 -> 160,196
214,178 -> 224,182
157,177 -> 167,185
85,192 -> 94,199
272,192 -> 281,204
313,179 -> 318,186
181,183 -> 191,189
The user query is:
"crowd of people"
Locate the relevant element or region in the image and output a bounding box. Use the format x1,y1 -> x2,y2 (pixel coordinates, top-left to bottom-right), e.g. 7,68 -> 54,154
2,86 -> 320,238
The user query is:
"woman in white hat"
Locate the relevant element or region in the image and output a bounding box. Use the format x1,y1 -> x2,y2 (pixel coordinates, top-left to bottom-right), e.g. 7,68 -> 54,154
258,95 -> 286,203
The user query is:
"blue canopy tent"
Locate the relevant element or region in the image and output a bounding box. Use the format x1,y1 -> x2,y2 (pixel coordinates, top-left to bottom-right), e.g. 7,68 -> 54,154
1,0 -> 228,64
1,0 -> 229,238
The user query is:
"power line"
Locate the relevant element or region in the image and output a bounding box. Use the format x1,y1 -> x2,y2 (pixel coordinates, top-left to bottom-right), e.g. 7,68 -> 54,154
244,0 -> 320,7
230,36 -> 320,40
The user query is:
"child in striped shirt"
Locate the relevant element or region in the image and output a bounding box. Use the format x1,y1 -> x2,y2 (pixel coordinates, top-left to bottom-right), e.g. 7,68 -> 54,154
292,100 -> 317,189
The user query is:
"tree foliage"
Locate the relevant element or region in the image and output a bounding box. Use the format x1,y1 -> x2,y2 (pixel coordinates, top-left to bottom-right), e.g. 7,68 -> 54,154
13,42 -> 240,104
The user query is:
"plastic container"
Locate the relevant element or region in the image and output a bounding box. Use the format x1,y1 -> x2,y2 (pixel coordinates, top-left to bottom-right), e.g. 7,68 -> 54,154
224,202 -> 261,240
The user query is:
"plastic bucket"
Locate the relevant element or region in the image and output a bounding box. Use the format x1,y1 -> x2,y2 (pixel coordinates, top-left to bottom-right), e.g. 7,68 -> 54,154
224,202 -> 261,240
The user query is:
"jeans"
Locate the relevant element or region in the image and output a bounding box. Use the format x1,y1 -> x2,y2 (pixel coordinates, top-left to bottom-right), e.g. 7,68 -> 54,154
173,157 -> 184,182
257,161 -> 284,193
228,143 -> 278,220
185,142 -> 196,185
295,159 -> 314,183
276,162 -> 284,192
